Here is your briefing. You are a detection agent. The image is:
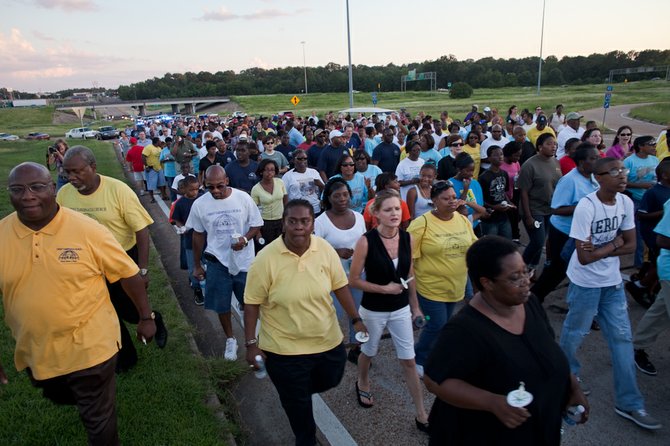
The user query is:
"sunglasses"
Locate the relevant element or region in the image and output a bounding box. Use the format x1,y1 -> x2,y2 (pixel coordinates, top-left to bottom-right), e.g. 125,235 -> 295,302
294,157 -> 308,161
341,163 -> 355,167
619,133 -> 631,137
596,167 -> 630,177
450,142 -> 464,147
205,183 -> 227,191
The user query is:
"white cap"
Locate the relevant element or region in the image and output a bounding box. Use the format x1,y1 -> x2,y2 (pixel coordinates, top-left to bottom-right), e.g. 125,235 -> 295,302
329,129 -> 343,141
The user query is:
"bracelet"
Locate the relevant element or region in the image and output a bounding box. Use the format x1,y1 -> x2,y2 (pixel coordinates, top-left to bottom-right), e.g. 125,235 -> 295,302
244,338 -> 258,347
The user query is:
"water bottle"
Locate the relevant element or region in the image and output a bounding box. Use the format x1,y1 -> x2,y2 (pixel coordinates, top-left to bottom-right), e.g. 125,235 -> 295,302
563,404 -> 585,426
254,355 -> 267,379
199,279 -> 206,297
414,315 -> 431,328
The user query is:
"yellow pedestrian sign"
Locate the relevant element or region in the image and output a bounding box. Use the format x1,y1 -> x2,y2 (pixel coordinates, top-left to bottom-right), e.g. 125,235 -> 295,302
291,95 -> 300,106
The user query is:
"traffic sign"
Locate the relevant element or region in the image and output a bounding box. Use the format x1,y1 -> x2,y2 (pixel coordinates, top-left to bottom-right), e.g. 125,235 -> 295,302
604,100 -> 611,109
604,92 -> 612,100
291,95 -> 300,106
606,85 -> 614,92
371,92 -> 378,106
447,82 -> 452,88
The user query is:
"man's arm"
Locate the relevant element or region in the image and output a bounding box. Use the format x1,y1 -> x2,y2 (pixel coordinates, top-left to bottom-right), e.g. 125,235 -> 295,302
576,228 -> 635,265
119,274 -> 156,342
551,205 -> 577,216
192,231 -> 206,279
135,227 -> 150,271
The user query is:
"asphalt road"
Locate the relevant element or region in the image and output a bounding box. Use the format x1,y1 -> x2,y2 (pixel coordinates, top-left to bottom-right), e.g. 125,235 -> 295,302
139,109 -> 669,446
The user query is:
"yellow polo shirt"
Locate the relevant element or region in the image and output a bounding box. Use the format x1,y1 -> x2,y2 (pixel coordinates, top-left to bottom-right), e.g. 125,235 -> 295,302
526,126 -> 556,147
245,235 -> 347,355
57,175 -> 153,251
408,212 -> 477,302
0,207 -> 139,380
142,144 -> 162,171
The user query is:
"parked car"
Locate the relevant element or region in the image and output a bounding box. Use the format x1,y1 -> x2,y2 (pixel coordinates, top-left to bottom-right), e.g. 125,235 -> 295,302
25,132 -> 51,140
0,133 -> 19,141
65,127 -> 99,139
96,126 -> 119,140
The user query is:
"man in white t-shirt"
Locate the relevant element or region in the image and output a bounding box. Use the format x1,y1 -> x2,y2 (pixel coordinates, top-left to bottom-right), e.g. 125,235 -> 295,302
282,149 -> 324,214
395,140 -> 425,201
480,124 -> 508,171
557,112 -> 586,159
559,157 -> 661,431
187,165 -> 263,361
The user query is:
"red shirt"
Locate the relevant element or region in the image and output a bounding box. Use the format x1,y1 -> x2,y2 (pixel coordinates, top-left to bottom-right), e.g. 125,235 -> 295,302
559,156 -> 576,176
125,145 -> 145,172
363,198 -> 411,230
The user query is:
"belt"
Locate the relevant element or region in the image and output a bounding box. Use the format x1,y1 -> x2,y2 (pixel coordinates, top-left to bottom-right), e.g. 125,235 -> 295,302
203,252 -> 220,263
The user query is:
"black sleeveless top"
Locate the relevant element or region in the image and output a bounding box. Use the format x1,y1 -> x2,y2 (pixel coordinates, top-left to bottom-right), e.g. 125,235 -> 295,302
361,229 -> 411,312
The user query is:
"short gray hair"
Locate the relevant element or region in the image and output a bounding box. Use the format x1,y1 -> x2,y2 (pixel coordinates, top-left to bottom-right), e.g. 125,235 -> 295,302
63,145 -> 96,165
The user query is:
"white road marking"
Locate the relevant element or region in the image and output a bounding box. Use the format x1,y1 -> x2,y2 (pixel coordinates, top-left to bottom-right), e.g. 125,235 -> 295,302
155,199 -> 356,445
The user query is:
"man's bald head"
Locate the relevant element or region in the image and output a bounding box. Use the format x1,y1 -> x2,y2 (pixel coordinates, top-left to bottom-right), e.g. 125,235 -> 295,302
205,164 -> 226,181
9,162 -> 52,183
204,165 -> 229,199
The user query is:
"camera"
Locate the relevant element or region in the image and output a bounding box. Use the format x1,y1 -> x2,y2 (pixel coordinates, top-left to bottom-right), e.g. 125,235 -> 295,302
48,146 -> 57,154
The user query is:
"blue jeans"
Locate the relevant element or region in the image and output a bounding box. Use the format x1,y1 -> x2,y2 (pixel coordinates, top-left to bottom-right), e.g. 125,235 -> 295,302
331,287 -> 362,344
480,218 -> 512,239
414,293 -> 458,366
522,214 -> 551,268
559,282 -> 644,411
204,258 -> 246,314
632,198 -> 644,267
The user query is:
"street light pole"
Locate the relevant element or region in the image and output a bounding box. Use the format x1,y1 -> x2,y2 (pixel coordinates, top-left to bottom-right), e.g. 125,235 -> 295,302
346,0 -> 354,108
301,41 -> 308,94
536,0 -> 546,96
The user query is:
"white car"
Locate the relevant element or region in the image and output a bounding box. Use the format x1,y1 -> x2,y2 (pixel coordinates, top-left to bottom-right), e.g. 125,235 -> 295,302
0,133 -> 19,141
66,127 -> 99,139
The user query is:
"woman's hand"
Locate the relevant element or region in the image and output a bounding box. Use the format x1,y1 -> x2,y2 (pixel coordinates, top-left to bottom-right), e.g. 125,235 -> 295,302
335,248 -> 354,259
411,306 -> 424,321
489,394 -> 531,429
382,282 -> 404,295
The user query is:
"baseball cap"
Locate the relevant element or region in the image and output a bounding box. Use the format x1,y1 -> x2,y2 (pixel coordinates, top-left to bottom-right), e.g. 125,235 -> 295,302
239,132 -> 249,141
130,137 -> 138,144
329,129 -> 343,141
566,112 -> 583,120
537,115 -> 548,124
484,107 -> 491,112
314,128 -> 326,137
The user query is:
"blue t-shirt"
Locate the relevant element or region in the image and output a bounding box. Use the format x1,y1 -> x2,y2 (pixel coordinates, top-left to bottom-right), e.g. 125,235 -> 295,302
225,160 -> 259,193
639,183 -> 670,250
332,173 -> 368,213
624,154 -> 659,201
363,139 -> 376,157
654,199 -> 670,280
359,164 -> 382,189
317,145 -> 350,179
419,149 -> 442,165
160,147 -> 177,178
549,169 -> 600,235
372,142 -> 401,173
449,176 -> 483,227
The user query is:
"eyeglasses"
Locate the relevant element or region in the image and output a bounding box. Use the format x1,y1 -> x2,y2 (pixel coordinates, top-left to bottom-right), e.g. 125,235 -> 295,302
596,167 -> 630,177
295,157 -> 308,161
642,141 -> 657,147
341,163 -> 355,167
7,183 -> 51,196
619,133 -> 631,137
205,183 -> 227,191
265,141 -> 275,145
496,267 -> 535,287
450,142 -> 464,147
431,180 -> 453,194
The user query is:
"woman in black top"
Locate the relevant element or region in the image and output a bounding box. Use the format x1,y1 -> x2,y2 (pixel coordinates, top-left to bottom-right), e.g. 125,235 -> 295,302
349,189 -> 429,432
424,236 -> 589,445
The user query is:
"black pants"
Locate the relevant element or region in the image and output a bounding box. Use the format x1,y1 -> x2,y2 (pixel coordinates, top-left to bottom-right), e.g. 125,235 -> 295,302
265,343 -> 346,446
107,245 -> 140,368
29,354 -> 119,446
530,222 -> 570,302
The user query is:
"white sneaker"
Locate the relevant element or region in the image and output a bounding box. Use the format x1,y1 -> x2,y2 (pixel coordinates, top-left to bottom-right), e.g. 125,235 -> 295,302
415,364 -> 424,379
224,337 -> 238,361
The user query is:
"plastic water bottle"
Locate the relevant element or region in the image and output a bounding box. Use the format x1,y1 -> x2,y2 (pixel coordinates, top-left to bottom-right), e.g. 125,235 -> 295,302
199,279 -> 206,297
563,405 -> 585,426
414,315 -> 431,328
254,355 -> 267,379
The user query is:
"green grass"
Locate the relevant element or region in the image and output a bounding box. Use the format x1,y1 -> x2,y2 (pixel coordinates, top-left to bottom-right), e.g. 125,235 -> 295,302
232,80 -> 670,120
0,140 -> 244,445
629,103 -> 670,126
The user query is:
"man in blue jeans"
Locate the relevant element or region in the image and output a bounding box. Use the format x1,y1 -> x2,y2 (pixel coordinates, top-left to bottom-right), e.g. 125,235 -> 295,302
559,157 -> 661,430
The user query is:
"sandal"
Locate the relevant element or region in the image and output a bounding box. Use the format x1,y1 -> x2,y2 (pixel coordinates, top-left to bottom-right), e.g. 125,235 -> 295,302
355,381 -> 373,408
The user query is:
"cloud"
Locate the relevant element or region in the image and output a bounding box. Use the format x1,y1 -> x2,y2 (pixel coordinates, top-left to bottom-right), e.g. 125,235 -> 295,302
32,30 -> 56,41
33,0 -> 98,11
251,57 -> 271,70
200,6 -> 307,21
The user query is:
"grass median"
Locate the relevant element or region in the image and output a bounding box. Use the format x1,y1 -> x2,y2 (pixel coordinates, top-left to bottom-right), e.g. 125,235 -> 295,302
0,140 -> 245,445
629,102 -> 670,127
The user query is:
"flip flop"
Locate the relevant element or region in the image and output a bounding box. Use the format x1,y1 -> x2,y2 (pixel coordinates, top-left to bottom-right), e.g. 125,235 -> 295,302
356,381 -> 373,408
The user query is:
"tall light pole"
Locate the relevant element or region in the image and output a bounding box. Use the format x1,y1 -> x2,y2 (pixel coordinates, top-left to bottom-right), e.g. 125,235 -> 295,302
301,41 -> 308,94
346,0 -> 354,108
536,0 -> 546,96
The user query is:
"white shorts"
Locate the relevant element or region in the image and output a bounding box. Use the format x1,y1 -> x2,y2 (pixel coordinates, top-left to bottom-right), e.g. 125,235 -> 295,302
359,305 -> 415,360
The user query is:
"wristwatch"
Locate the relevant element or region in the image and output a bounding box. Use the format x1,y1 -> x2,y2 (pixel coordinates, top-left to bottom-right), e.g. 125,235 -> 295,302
242,236 -> 249,246
141,311 -> 155,321
140,268 -> 149,276
245,338 -> 258,347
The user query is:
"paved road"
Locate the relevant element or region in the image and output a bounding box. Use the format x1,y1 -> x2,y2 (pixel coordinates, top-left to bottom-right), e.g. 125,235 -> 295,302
580,104 -> 666,145
138,107 -> 670,445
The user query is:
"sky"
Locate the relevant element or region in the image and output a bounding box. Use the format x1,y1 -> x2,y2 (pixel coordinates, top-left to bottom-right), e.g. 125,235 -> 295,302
1,0 -> 669,93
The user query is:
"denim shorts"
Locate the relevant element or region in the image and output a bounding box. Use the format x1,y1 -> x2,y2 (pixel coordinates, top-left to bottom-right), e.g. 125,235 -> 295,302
204,256 -> 246,314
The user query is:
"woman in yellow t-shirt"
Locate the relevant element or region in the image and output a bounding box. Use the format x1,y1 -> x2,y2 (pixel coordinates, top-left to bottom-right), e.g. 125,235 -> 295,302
408,181 -> 477,376
464,131 -> 482,178
250,159 -> 287,251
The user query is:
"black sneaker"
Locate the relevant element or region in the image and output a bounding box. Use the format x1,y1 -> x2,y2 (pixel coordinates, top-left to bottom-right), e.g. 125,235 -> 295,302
634,349 -> 657,376
626,282 -> 652,309
153,311 -> 168,349
194,288 -> 204,306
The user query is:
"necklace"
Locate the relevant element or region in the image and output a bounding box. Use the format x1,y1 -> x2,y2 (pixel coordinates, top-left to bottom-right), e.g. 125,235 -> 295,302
378,228 -> 399,239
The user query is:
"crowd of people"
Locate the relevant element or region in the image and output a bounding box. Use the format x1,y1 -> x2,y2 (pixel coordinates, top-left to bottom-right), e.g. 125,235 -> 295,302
1,103 -> 669,445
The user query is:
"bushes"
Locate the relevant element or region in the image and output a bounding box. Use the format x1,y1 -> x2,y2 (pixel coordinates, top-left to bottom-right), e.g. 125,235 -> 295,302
449,82 -> 473,99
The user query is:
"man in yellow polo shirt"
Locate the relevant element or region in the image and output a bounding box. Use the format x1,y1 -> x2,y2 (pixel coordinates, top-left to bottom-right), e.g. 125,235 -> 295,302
0,162 -> 157,445
142,136 -> 168,203
526,115 -> 556,146
58,145 -> 167,373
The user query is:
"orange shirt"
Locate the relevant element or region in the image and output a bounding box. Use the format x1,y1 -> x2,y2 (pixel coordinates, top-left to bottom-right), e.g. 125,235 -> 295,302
363,198 -> 411,230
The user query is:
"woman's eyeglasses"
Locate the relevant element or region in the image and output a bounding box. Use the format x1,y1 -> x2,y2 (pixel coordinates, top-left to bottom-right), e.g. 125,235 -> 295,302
341,163 -> 355,167
496,267 -> 535,287
596,167 -> 630,177
450,142 -> 464,147
619,133 -> 631,137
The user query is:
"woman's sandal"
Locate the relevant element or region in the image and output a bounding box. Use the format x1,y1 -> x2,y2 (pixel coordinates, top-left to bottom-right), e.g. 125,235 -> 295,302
355,381 -> 373,408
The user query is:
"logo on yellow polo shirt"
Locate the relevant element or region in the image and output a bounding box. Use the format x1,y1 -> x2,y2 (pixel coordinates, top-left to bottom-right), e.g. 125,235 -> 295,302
58,248 -> 81,263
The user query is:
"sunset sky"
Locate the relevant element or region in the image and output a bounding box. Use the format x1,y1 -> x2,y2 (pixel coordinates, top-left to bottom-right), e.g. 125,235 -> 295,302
2,0 -> 669,92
